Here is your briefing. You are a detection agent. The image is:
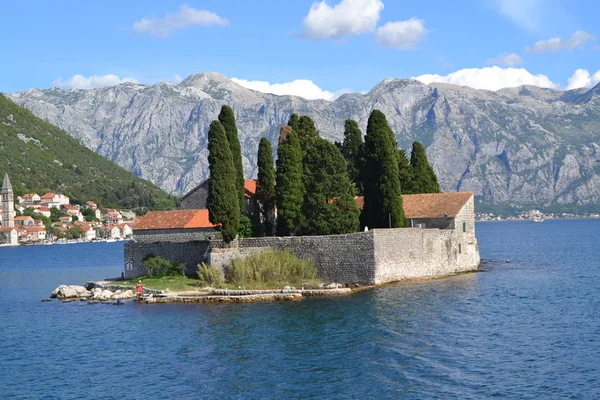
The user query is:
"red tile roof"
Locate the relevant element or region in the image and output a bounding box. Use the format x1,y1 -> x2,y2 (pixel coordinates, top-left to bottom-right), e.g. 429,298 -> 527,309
0,227 -> 16,233
25,226 -> 46,232
354,192 -> 473,218
134,209 -> 216,231
244,179 -> 257,199
14,216 -> 33,221
40,193 -> 56,199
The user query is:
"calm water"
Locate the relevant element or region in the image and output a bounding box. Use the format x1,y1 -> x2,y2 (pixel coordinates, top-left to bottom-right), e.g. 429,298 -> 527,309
0,220 -> 599,399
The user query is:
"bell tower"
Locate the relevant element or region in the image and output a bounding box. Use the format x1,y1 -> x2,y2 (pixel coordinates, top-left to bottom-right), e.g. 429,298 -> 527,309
2,173 -> 15,228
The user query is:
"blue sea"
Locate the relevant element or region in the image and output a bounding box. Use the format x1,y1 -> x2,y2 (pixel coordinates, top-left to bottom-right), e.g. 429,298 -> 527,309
1,220 -> 599,399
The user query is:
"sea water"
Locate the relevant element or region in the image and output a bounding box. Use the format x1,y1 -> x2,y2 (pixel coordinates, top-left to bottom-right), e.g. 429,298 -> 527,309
0,220 -> 599,399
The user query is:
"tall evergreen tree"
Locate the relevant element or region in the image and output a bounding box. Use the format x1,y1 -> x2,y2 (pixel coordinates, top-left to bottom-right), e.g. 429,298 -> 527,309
397,148 -> 415,194
218,105 -> 245,211
207,120 -> 240,243
410,141 -> 440,193
296,115 -> 319,148
276,126 -> 304,236
256,137 -> 276,236
360,110 -> 407,229
301,138 -> 360,235
340,119 -> 364,195
287,113 -> 299,133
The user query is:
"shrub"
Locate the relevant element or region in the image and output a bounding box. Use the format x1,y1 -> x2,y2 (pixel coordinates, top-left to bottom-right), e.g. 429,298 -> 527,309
226,249 -> 317,288
197,263 -> 224,287
143,257 -> 186,277
237,215 -> 254,238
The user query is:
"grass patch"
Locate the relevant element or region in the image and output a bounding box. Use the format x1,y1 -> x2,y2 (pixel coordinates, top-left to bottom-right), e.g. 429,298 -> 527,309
225,249 -> 321,290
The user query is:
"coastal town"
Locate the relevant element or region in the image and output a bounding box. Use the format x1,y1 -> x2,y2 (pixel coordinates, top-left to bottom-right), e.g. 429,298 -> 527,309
476,209 -> 600,222
0,174 -> 134,246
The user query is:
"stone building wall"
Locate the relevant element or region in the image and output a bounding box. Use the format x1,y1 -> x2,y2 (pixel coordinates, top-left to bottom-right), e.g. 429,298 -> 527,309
180,181 -> 209,210
123,241 -> 211,279
133,228 -> 220,243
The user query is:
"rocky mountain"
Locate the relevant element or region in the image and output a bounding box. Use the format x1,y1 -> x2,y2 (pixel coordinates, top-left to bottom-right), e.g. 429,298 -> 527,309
8,73 -> 600,212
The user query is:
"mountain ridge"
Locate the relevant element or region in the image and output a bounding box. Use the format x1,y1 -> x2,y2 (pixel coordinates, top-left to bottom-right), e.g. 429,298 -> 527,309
7,74 -> 600,212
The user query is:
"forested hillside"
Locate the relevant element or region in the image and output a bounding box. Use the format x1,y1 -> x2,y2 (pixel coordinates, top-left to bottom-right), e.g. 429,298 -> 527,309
0,95 -> 176,209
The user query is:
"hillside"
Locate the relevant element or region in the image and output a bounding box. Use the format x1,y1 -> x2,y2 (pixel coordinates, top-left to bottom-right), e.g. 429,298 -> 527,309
8,74 -> 600,213
0,95 -> 176,210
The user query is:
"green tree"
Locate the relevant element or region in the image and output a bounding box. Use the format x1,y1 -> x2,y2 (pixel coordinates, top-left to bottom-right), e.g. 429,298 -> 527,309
276,126 -> 304,236
296,115 -> 319,148
237,215 -> 254,238
206,120 -> 240,243
256,137 -> 276,236
50,207 -> 62,222
301,138 -> 360,235
218,105 -> 245,211
340,119 -> 364,195
410,141 -> 440,193
361,110 -> 407,229
287,113 -> 299,132
397,148 -> 415,194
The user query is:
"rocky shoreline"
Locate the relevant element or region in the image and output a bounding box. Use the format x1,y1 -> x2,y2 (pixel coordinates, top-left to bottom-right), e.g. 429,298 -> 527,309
46,282 -> 358,304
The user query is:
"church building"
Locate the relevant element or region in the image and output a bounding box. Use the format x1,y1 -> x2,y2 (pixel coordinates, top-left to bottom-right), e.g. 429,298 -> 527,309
0,173 -> 18,246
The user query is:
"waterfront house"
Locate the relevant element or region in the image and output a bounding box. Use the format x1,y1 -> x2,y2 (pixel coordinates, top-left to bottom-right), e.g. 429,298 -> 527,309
24,226 -> 46,242
61,204 -> 83,222
0,227 -> 18,245
119,223 -> 133,238
74,222 -> 96,241
103,224 -> 121,239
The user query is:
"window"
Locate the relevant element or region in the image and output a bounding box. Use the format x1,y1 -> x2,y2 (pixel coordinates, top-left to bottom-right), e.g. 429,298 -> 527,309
462,222 -> 466,232
459,244 -> 462,254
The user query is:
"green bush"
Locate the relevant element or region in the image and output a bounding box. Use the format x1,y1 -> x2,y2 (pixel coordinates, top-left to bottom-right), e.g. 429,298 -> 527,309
197,263 -> 224,287
226,249 -> 317,288
143,257 -> 186,277
237,215 -> 254,238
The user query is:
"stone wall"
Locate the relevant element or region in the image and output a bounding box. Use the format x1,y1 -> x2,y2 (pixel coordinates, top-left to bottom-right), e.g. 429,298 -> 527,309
180,181 -> 209,209
123,241 -> 211,279
133,228 -> 220,243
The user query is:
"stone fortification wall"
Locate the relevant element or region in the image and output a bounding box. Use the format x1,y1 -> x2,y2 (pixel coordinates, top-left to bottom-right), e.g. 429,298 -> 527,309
125,223 -> 480,284
220,233 -> 377,284
133,228 -> 219,243
123,241 -> 211,279
372,228 -> 479,284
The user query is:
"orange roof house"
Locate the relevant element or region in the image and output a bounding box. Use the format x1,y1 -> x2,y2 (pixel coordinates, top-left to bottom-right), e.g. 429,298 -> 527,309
354,192 -> 473,218
134,209 -> 216,231
244,179 -> 257,199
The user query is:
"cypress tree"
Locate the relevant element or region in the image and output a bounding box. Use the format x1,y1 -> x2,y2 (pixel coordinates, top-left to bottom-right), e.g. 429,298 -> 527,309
301,138 -> 360,235
207,120 -> 239,243
361,110 -> 407,229
218,105 -> 245,211
276,126 -> 304,236
410,141 -> 440,193
287,113 -> 299,133
256,137 -> 276,236
397,148 -> 415,194
296,115 -> 319,148
340,119 -> 364,195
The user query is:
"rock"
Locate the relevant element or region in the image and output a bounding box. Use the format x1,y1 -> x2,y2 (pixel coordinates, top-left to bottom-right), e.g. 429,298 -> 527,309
114,290 -> 122,295
282,286 -> 291,290
326,283 -> 341,289
98,290 -> 114,300
113,290 -> 134,300
41,298 -> 51,302
56,285 -> 78,299
79,291 -> 93,298
71,285 -> 88,295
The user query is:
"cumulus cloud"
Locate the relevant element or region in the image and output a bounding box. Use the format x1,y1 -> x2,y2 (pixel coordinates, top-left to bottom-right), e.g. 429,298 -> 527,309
414,67 -> 558,91
231,78 -> 350,100
133,5 -> 229,38
566,69 -> 600,90
301,0 -> 383,39
487,52 -> 524,67
374,18 -> 429,49
53,74 -> 138,89
526,30 -> 595,54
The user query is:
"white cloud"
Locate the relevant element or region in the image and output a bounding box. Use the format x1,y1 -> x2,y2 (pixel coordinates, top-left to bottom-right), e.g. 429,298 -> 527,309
566,69 -> 600,90
414,67 -> 558,91
301,0 -> 383,39
487,52 -> 524,67
231,78 -> 350,100
374,18 -> 429,49
53,74 -> 138,89
133,5 -> 229,38
493,0 -> 544,31
526,30 -> 595,54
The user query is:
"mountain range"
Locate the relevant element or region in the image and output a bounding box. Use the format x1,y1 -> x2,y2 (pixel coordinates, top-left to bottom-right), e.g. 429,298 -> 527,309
7,73 -> 600,213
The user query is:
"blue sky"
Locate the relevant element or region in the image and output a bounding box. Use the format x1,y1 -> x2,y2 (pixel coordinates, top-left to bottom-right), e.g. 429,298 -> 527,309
1,0 -> 598,98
